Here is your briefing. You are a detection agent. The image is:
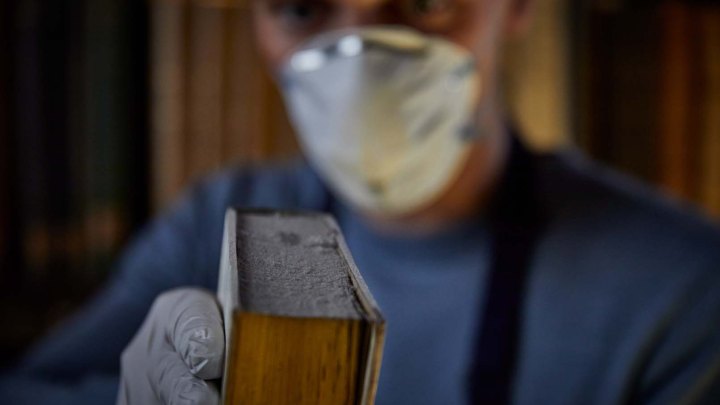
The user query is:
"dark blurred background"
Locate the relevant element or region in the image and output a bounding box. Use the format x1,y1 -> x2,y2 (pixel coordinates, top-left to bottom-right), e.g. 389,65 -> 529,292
0,0 -> 719,369
0,0 -> 150,367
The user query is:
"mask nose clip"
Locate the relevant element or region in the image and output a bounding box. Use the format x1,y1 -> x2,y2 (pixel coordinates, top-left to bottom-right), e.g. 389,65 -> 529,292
337,36 -> 364,57
289,28 -> 431,74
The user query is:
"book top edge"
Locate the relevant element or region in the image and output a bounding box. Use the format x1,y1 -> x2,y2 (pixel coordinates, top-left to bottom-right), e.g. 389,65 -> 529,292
229,208 -> 384,321
233,310 -> 384,324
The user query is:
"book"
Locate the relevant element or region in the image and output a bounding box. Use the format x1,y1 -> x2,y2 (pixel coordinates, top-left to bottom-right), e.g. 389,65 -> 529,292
150,0 -> 189,210
80,0 -> 145,280
699,7 -> 720,217
659,1 -> 692,200
576,2 -> 661,183
658,2 -> 720,218
186,2 -> 225,181
223,4 -> 268,163
217,209 -> 385,404
0,0 -> 10,284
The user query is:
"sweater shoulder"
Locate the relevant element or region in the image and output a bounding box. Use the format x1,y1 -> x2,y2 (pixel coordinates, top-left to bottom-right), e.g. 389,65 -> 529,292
534,148 -> 720,275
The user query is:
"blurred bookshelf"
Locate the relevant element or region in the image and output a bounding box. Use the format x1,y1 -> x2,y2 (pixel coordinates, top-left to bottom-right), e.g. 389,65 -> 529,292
572,0 -> 720,217
150,0 -> 298,211
0,0 -> 149,367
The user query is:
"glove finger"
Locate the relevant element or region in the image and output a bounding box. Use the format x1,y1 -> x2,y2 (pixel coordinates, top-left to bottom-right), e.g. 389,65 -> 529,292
165,288 -> 225,380
116,370 -> 133,405
152,349 -> 220,405
118,299 -> 173,405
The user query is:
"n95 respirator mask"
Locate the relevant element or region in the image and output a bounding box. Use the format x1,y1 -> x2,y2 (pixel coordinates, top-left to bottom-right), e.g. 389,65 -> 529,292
279,26 -> 482,215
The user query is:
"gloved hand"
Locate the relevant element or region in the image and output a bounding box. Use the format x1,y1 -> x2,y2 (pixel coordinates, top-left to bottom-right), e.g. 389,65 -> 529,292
117,288 -> 225,405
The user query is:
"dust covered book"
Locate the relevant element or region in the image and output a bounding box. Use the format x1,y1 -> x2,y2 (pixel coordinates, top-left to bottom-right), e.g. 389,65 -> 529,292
217,209 -> 385,404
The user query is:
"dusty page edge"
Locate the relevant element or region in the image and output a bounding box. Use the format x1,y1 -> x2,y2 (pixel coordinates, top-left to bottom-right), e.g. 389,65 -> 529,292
217,208 -> 240,404
324,215 -> 386,405
364,323 -> 386,405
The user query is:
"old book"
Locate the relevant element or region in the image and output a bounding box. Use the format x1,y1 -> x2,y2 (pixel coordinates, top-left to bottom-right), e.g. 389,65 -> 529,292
578,2 -> 661,183
80,0 -> 147,280
186,2 -> 225,181
223,2 -> 299,163
150,0 -> 189,211
0,0 -> 10,283
224,4 -> 268,163
217,209 -> 385,404
659,1 -> 692,200
658,2 -> 720,216
699,7 -> 720,217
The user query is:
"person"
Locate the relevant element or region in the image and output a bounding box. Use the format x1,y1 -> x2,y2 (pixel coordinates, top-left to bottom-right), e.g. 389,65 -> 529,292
2,0 -> 720,403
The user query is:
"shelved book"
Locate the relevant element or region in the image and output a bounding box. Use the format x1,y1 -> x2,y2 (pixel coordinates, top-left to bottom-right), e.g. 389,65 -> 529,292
217,209 -> 385,404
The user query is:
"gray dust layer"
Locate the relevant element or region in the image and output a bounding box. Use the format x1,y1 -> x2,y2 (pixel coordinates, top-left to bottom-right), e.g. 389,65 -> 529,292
235,213 -> 363,319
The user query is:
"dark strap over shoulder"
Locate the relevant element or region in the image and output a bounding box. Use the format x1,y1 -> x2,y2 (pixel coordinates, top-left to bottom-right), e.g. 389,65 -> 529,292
468,134 -> 546,404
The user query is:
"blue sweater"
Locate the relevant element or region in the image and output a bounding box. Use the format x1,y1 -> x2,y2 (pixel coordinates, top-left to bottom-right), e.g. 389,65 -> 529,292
2,140 -> 720,404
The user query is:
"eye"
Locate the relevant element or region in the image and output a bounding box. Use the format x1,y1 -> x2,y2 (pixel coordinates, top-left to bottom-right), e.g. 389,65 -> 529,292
400,0 -> 457,32
267,0 -> 330,32
410,0 -> 452,14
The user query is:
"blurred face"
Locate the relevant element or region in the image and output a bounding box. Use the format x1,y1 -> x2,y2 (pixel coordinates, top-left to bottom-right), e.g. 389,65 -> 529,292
251,0 -> 529,229
252,0 -> 520,96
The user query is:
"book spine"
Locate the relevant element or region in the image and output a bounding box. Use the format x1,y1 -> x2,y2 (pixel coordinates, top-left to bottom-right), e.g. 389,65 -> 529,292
659,2 -> 692,200
0,0 -> 11,282
186,2 -> 226,181
0,0 -> 13,288
151,0 -> 190,211
223,5 -> 267,163
13,0 -> 53,283
699,7 -> 720,217
576,3 -> 663,183
81,0 -> 144,280
66,0 -> 88,277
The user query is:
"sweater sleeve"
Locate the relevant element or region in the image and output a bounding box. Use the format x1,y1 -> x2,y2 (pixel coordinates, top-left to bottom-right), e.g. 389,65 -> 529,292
637,255 -> 720,405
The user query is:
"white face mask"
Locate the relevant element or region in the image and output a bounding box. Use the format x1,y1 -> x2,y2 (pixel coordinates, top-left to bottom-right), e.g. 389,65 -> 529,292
279,26 -> 482,215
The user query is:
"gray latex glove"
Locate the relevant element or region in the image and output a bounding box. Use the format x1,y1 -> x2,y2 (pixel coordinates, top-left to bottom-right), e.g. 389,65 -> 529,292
117,288 -> 225,405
